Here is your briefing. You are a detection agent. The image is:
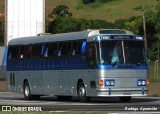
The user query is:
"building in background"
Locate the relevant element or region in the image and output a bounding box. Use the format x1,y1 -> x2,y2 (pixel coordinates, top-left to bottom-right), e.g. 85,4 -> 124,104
5,0 -> 45,45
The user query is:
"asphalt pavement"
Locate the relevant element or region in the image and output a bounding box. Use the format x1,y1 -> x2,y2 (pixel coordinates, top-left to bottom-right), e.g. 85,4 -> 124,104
0,92 -> 160,113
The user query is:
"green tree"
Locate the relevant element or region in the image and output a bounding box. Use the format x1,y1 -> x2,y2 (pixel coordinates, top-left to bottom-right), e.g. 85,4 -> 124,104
114,19 -> 128,29
124,16 -> 143,35
82,0 -> 95,4
48,17 -> 80,33
144,1 -> 160,60
49,5 -> 72,19
48,5 -> 113,34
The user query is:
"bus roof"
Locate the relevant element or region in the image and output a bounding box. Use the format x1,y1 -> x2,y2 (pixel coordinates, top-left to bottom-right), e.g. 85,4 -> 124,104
8,29 -> 135,45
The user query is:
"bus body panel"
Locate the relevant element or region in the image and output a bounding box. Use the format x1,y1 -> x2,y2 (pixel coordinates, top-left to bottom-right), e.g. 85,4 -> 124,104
7,69 -> 147,97
6,29 -> 148,101
7,70 -> 91,96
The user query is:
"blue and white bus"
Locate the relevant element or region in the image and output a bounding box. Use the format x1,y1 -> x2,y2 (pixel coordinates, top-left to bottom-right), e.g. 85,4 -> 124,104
6,29 -> 149,102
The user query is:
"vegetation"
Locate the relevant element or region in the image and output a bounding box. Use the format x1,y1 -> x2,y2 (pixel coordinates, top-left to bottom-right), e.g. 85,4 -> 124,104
46,0 -> 157,22
151,94 -> 160,97
82,0 -> 113,4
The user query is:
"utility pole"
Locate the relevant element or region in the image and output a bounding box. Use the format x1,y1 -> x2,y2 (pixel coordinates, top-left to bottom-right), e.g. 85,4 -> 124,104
158,40 -> 159,79
158,41 -> 159,61
142,9 -> 147,49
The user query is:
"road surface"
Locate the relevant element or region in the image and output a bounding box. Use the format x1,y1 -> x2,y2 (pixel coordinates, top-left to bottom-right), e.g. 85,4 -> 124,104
0,92 -> 160,113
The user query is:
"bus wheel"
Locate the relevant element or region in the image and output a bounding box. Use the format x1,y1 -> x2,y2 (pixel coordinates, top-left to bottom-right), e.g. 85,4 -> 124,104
23,81 -> 40,100
119,96 -> 131,102
78,82 -> 89,102
23,81 -> 32,100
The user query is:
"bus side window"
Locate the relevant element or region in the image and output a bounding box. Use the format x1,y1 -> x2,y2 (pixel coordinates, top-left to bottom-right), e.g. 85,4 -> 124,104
61,42 -> 70,57
10,46 -> 19,59
44,46 -> 48,57
32,44 -> 41,58
48,43 -> 55,57
19,46 -> 24,58
58,50 -> 61,56
72,42 -> 76,56
7,47 -> 12,59
57,43 -> 62,56
41,45 -> 45,56
41,44 -> 48,57
54,43 -> 59,56
72,42 -> 82,56
29,45 -> 32,58
68,42 -> 73,56
23,45 -> 32,58
87,42 -> 96,67
81,41 -> 86,55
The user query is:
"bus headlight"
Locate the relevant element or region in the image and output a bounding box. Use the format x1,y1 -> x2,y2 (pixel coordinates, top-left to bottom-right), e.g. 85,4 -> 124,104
105,80 -> 115,86
137,79 -> 146,86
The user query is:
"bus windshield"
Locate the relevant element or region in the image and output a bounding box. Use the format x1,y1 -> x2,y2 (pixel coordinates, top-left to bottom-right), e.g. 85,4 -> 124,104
96,40 -> 147,65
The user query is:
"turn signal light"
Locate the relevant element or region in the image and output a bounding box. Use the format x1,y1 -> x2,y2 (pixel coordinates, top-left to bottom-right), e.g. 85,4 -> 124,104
99,80 -> 103,86
147,80 -> 150,86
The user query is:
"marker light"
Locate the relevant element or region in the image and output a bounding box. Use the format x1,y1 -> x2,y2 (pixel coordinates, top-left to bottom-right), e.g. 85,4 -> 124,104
147,80 -> 150,86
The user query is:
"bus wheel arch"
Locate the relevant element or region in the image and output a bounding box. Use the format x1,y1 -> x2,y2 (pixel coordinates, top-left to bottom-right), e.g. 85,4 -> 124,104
77,79 -> 83,93
77,79 -> 89,102
23,79 -> 40,100
23,79 -> 29,93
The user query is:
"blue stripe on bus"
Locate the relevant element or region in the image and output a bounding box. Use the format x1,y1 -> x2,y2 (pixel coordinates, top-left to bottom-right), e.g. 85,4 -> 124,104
2,47 -> 8,66
7,57 -> 88,71
7,58 -> 148,71
97,64 -> 148,70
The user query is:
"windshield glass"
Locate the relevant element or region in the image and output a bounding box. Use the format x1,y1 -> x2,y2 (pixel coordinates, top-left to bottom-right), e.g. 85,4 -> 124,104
96,40 -> 147,65
124,41 -> 147,65
96,41 -> 124,65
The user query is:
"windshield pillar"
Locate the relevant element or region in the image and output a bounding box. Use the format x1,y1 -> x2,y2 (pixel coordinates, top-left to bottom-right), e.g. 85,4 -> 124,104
122,41 -> 126,64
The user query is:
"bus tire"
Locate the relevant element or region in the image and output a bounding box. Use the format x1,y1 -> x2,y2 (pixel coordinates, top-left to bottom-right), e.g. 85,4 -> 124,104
78,81 -> 89,102
23,81 -> 40,100
119,96 -> 131,102
23,81 -> 32,100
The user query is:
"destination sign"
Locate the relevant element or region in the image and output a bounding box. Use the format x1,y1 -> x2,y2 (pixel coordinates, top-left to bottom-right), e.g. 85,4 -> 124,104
95,35 -> 142,41
111,35 -> 133,39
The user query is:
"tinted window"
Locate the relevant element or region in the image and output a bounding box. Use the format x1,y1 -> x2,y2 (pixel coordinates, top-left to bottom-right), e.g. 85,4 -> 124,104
22,45 -> 31,58
32,44 -> 42,57
8,46 -> 20,59
61,42 -> 70,56
48,43 -> 56,57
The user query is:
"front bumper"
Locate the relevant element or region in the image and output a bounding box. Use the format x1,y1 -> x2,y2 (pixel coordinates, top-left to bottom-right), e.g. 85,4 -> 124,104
96,88 -> 148,97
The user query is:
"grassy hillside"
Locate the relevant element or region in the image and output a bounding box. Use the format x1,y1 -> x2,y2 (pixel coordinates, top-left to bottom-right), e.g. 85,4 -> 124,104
46,0 -> 157,22
0,0 -> 157,21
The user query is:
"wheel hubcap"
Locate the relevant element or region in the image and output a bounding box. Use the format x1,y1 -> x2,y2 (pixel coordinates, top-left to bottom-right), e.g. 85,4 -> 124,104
79,87 -> 85,97
25,86 -> 29,97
